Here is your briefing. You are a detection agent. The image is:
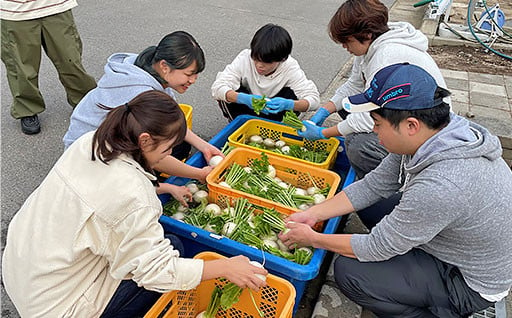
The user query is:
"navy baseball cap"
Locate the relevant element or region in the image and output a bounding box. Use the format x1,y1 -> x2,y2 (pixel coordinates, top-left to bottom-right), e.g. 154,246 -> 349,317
342,63 -> 444,113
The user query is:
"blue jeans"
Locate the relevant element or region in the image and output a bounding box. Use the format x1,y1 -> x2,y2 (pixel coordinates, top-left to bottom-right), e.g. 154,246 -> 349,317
100,233 -> 184,318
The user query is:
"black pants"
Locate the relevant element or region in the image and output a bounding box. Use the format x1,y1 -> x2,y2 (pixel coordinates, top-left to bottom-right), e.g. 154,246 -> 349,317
335,194 -> 493,317
344,132 -> 388,180
172,141 -> 191,161
100,234 -> 185,318
217,85 -> 298,122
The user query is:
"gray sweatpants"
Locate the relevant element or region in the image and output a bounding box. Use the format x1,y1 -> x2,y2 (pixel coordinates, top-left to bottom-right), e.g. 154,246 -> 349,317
344,132 -> 388,179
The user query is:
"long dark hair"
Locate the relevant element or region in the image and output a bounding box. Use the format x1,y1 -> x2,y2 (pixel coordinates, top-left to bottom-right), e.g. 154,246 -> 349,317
91,90 -> 187,175
135,31 -> 205,85
328,0 -> 390,44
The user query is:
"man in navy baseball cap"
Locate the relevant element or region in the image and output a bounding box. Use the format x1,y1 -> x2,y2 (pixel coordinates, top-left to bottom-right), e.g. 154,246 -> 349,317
280,63 -> 512,317
342,63 -> 446,113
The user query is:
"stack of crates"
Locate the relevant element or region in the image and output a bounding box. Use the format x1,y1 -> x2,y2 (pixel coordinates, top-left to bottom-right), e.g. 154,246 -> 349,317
158,115 -> 356,313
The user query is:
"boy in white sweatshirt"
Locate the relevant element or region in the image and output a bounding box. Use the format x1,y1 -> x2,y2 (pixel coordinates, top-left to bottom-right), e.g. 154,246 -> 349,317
211,23 -> 320,122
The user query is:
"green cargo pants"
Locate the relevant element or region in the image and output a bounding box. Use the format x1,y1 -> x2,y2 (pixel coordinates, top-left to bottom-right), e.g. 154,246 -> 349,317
1,10 -> 96,119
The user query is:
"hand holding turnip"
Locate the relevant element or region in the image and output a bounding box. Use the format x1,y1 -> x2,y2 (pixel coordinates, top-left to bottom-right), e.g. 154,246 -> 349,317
157,184 -> 192,207
221,255 -> 268,291
278,221 -> 317,249
201,144 -> 224,164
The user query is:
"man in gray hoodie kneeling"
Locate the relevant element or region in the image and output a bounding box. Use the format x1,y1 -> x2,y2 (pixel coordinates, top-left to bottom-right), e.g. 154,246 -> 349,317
280,63 -> 512,317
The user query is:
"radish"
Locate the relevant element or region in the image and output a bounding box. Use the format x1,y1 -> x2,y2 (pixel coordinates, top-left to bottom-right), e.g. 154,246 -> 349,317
186,183 -> 199,194
263,138 -> 275,148
249,261 -> 267,282
267,165 -> 276,178
193,190 -> 209,204
277,239 -> 290,252
219,181 -> 231,188
177,204 -> 188,213
208,155 -> 223,167
294,188 -> 307,196
262,239 -> 278,249
171,212 -> 185,221
298,203 -> 310,210
275,140 -> 286,148
222,222 -> 237,237
205,203 -> 222,216
307,186 -> 319,195
277,181 -> 289,189
249,135 -> 263,144
313,193 -> 326,204
223,207 -> 235,217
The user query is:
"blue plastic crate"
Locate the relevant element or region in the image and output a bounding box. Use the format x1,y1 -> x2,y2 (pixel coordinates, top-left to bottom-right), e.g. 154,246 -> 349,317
158,115 -> 356,313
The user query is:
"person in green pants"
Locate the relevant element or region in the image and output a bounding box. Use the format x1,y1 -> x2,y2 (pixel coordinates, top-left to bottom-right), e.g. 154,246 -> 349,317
1,2 -> 96,135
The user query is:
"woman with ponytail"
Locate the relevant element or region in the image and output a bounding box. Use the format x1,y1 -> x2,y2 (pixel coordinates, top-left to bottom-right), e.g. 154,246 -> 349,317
3,90 -> 267,318
63,31 -> 222,188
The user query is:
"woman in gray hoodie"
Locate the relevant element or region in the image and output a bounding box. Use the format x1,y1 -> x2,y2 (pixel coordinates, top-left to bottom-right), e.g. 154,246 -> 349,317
281,64 -> 512,317
63,31 -> 222,202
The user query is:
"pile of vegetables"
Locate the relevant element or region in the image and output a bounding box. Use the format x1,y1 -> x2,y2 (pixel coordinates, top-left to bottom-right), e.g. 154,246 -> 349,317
245,134 -> 330,164
219,153 -> 329,209
245,124 -> 329,163
163,185 -> 315,265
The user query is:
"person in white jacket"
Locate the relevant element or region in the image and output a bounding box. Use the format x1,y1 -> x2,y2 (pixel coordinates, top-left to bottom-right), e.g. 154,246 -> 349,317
2,90 -> 267,318
211,23 -> 320,122
298,0 -> 448,179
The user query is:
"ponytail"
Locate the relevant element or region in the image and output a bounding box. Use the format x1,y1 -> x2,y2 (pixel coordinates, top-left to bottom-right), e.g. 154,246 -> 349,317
91,90 -> 186,175
135,46 -> 165,84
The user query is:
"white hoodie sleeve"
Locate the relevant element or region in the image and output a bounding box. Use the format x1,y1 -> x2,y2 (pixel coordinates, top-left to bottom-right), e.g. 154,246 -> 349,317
211,50 -> 247,101
329,57 -> 375,135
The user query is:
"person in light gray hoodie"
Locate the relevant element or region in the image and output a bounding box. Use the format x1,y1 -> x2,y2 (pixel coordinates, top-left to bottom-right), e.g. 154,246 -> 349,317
298,0 -> 449,180
63,32 -> 222,189
280,64 -> 512,317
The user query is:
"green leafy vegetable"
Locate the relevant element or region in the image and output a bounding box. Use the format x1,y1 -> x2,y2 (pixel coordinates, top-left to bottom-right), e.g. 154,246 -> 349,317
281,110 -> 304,130
252,95 -> 268,115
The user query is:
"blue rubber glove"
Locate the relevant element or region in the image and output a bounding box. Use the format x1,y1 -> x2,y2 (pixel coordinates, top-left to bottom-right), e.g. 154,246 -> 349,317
265,97 -> 294,114
236,93 -> 270,114
236,92 -> 261,108
297,120 -> 327,140
309,107 -> 331,125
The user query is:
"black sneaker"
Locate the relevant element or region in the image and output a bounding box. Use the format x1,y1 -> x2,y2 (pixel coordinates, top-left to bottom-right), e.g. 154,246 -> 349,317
20,115 -> 41,135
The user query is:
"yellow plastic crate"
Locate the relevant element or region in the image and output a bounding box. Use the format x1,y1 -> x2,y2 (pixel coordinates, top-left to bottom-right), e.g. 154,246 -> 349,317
228,119 -> 340,169
179,103 -> 193,129
144,251 -> 296,318
206,147 -> 341,220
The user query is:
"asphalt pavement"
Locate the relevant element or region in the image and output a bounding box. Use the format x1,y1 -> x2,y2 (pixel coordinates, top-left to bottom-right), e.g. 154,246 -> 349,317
0,1 -> 389,316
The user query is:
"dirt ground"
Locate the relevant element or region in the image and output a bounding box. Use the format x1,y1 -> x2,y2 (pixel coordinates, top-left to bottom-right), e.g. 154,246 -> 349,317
427,45 -> 512,76
428,0 -> 512,76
